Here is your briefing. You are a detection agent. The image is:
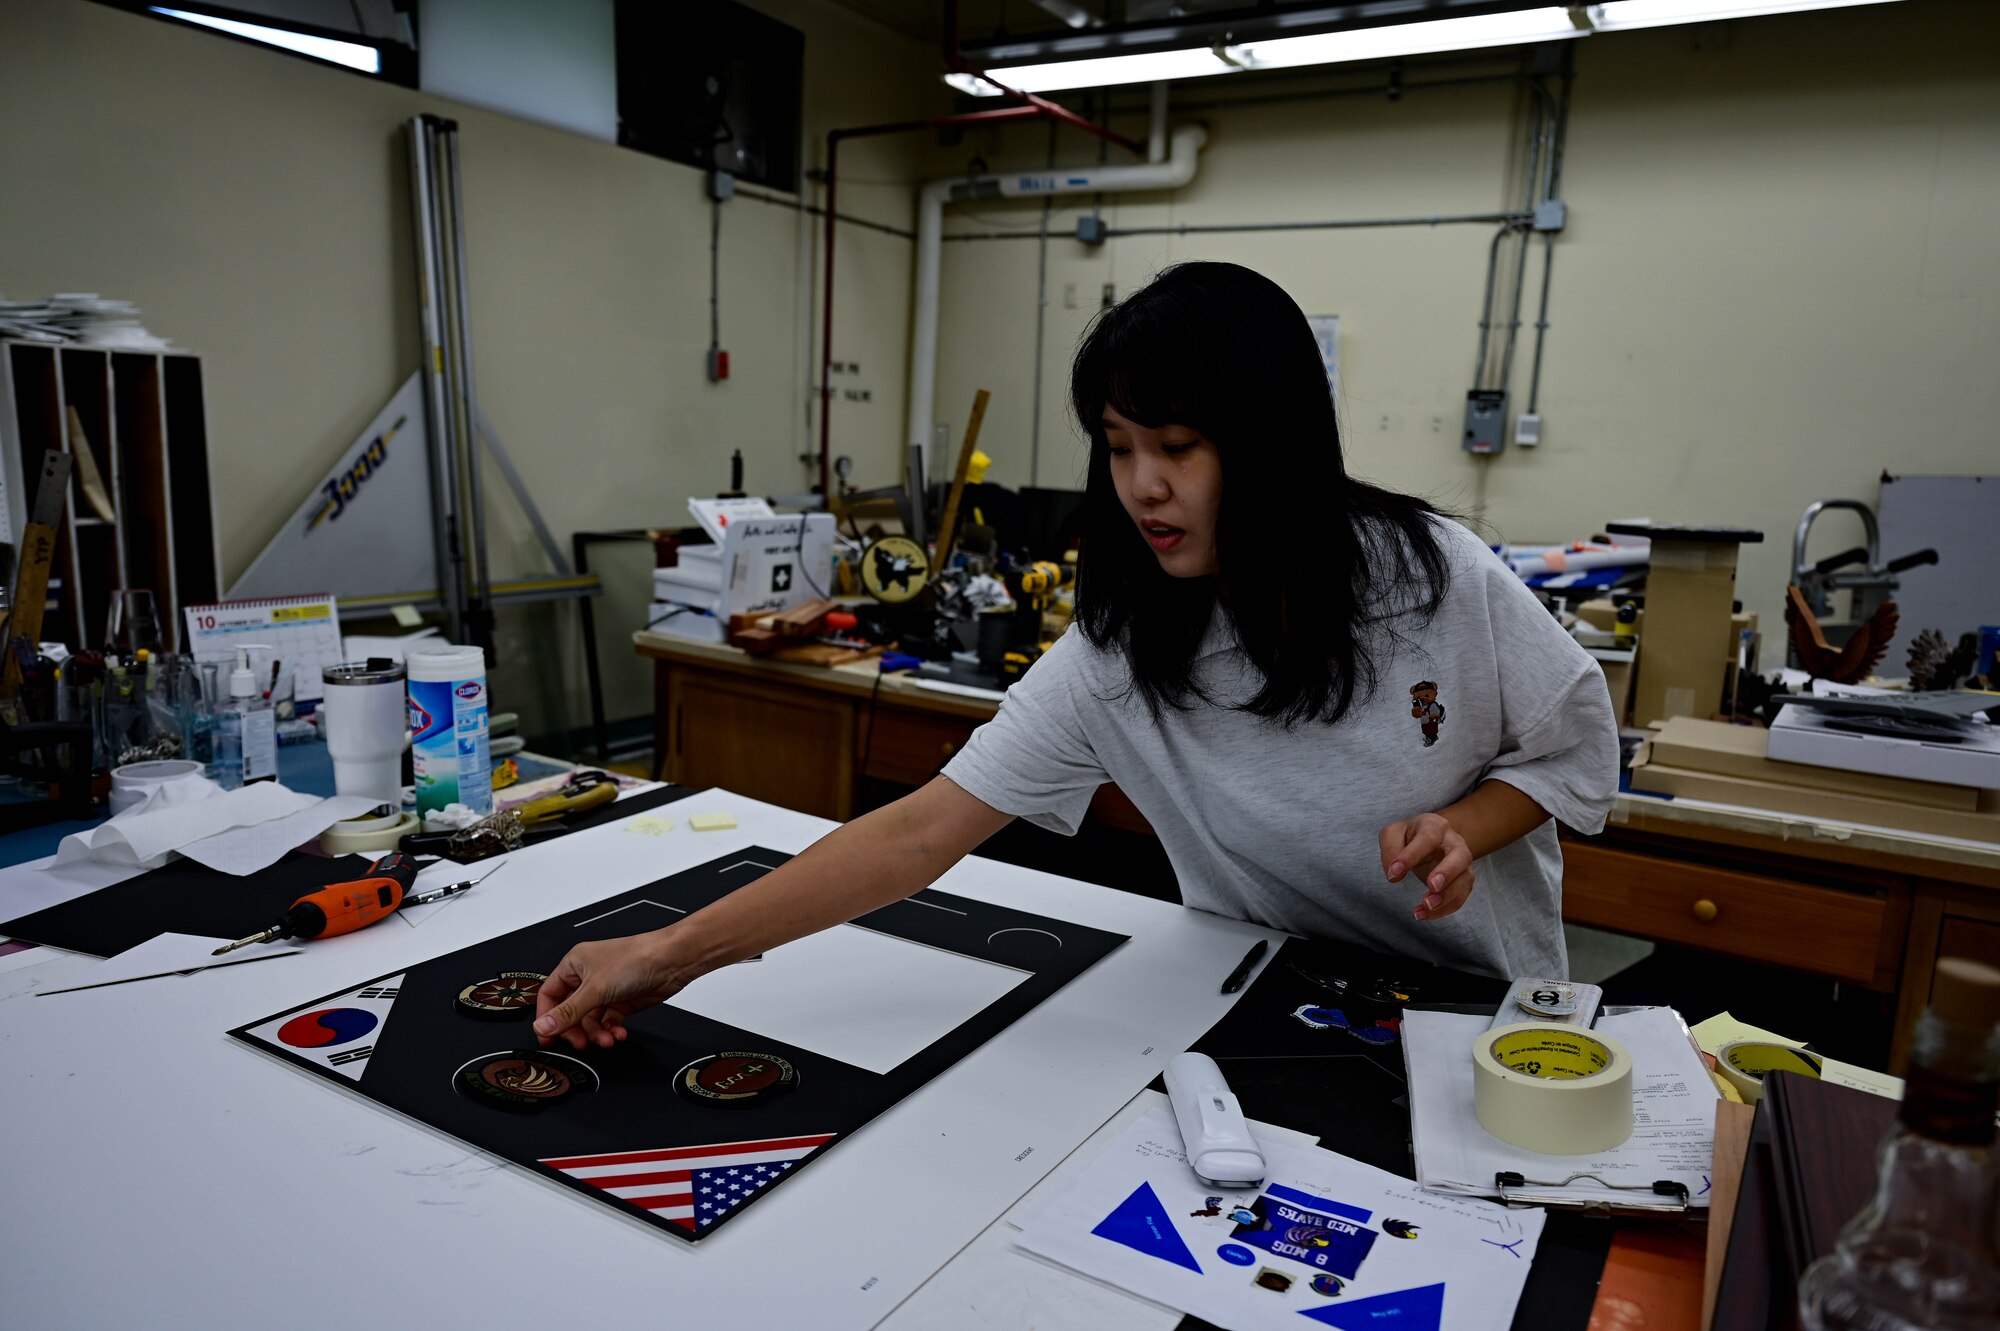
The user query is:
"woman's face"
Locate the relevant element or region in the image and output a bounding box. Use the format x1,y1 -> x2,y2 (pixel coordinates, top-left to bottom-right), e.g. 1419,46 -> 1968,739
1102,406 -> 1222,578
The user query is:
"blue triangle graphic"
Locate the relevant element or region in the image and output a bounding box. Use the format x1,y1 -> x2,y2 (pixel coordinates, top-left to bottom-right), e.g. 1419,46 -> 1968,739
1298,1281 -> 1445,1329
1090,1181 -> 1203,1273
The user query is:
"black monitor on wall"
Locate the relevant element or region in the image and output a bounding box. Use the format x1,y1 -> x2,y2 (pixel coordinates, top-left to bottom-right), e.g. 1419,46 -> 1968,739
615,0 -> 804,192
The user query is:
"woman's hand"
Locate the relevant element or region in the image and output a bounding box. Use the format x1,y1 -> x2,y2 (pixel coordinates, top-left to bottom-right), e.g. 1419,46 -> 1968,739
533,930 -> 693,1051
1378,812 -> 1475,922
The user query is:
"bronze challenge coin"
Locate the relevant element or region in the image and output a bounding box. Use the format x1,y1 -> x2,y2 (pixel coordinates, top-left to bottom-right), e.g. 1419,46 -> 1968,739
674,1051 -> 799,1108
455,1049 -> 598,1111
455,971 -> 548,1020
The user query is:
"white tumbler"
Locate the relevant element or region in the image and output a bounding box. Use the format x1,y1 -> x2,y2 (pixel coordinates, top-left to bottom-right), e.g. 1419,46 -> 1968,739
321,659 -> 408,806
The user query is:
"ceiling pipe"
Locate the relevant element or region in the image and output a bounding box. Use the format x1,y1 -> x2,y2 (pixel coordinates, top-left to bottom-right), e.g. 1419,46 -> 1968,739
906,120 -> 1208,462
809,3 -> 1145,503
818,106 -> 1045,502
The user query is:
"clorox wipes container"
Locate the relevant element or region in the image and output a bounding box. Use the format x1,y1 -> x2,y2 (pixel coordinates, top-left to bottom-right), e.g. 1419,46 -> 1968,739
407,643 -> 492,817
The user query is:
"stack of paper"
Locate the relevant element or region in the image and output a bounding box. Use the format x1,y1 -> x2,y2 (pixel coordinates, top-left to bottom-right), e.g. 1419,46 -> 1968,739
1404,1006 -> 1719,1212
1013,1101 -> 1544,1330
0,294 -> 172,348
649,543 -> 725,643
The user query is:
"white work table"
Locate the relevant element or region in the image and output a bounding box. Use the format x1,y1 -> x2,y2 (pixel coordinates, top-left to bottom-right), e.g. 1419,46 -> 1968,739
0,788 -> 1279,1330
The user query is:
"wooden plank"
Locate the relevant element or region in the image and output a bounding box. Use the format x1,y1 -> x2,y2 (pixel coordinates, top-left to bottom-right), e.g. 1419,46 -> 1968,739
1590,1222 -> 1706,1331
932,388 -> 989,572
1703,1099 -> 1757,1331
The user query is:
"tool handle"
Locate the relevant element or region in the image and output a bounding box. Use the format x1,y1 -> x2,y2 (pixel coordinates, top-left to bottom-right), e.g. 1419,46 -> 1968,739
1810,545 -> 1868,576
1885,548 -> 1939,574
289,852 -> 422,940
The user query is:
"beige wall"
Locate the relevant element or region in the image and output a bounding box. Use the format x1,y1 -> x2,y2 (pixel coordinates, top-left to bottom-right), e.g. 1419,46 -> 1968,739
1,0 -> 942,739
925,0 -> 1999,638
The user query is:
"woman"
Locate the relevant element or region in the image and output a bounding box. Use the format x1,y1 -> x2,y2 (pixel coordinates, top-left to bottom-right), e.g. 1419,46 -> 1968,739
535,262 -> 1618,1053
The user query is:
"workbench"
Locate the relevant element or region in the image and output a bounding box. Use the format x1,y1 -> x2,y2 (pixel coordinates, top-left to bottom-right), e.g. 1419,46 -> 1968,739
0,783 -> 1691,1329
636,630 -> 2000,1072
0,788 -> 1282,1329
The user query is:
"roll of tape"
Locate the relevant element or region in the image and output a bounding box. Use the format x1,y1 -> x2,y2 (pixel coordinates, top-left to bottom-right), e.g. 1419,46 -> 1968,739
1473,1024 -> 1635,1155
318,809 -> 419,856
1715,1040 -> 1821,1105
109,759 -> 207,816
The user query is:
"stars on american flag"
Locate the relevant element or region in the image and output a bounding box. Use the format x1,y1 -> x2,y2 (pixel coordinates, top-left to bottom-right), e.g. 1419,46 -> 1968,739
541,1132 -> 835,1237
693,1161 -> 794,1226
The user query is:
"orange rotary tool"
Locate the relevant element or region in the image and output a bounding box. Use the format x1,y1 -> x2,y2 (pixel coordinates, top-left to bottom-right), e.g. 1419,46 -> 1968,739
212,852 -> 421,955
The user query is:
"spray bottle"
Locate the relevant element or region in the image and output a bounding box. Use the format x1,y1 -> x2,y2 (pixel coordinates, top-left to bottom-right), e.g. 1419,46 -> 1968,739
215,646 -> 277,787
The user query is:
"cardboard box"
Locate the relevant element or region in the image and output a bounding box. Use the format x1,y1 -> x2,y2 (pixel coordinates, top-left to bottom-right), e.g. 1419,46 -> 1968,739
1628,753 -> 2000,843
1627,540 -> 1746,727
1587,646 -> 1636,725
1583,595 -> 1758,729
1768,705 -> 2000,791
1649,717 -> 1980,810
1577,599 -> 1756,643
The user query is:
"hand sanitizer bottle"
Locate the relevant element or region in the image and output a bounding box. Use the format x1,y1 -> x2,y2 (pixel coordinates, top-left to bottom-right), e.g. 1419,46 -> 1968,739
215,647 -> 278,787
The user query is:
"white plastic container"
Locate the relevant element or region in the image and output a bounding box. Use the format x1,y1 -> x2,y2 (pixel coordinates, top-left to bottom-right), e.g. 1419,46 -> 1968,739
406,643 -> 492,817
321,659 -> 408,807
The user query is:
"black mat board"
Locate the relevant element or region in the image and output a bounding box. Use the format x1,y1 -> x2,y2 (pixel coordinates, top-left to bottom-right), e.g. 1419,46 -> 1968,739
1171,937 -> 1614,1331
1,785 -> 694,957
230,848 -> 1128,1244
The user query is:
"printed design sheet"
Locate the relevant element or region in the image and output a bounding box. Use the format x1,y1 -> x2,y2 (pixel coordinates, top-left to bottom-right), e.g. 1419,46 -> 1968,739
1014,1104 -> 1543,1330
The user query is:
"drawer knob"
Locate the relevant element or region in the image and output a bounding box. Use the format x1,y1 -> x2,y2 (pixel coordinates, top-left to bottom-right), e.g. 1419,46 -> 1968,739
1692,899 -> 1719,923
940,741 -> 956,757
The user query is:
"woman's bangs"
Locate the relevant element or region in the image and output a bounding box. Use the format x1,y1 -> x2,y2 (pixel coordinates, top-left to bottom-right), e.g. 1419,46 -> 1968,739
1084,316 -> 1220,438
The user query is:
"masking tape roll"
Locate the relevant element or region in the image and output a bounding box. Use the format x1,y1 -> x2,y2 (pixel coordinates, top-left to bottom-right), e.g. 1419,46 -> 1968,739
1716,1040 -> 1821,1105
318,809 -> 419,856
1473,1024 -> 1635,1155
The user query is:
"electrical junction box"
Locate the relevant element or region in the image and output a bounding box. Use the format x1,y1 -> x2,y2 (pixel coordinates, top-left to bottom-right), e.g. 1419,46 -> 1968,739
1463,389 -> 1507,454
1533,199 -> 1566,232
1515,412 -> 1542,447
1075,215 -> 1108,245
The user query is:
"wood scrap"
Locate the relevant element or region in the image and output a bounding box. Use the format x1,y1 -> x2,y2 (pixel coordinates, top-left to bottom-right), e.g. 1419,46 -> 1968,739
1784,584 -> 1898,683
766,642 -> 880,667
933,388 -> 989,575
771,598 -> 838,638
65,406 -> 116,522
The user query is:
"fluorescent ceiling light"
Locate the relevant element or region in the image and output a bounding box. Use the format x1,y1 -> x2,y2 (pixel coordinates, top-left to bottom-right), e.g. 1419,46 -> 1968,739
1596,0 -> 1904,29
150,7 -> 383,73
949,0 -> 1905,96
1241,7 -> 1586,69
945,46 -> 1236,96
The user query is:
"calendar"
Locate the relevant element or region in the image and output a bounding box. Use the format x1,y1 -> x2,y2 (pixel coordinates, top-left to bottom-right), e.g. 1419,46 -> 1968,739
182,594 -> 345,707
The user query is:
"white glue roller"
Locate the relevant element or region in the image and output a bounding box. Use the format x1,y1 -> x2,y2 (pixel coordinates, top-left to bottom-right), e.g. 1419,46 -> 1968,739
1164,1052 -> 1266,1189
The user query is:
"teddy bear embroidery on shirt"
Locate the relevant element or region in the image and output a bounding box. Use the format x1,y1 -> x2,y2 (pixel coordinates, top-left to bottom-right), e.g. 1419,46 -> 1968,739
1409,681 -> 1446,747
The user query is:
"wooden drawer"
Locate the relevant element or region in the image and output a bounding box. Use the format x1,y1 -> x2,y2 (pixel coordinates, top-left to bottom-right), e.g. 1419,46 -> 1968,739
1562,842 -> 1898,987
664,670 -> 853,821
861,708 -> 980,788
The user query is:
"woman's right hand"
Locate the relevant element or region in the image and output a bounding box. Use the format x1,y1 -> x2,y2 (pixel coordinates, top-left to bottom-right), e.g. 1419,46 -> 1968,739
533,930 -> 692,1051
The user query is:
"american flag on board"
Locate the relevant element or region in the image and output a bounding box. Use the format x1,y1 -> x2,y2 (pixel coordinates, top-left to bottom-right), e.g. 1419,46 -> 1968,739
541,1133 -> 836,1232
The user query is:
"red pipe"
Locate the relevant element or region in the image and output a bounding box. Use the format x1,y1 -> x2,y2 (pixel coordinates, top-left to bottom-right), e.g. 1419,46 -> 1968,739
817,105 -> 1047,503
814,3 -> 1144,502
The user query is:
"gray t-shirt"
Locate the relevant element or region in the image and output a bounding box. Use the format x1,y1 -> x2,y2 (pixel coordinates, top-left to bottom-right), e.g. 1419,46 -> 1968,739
942,517 -> 1619,979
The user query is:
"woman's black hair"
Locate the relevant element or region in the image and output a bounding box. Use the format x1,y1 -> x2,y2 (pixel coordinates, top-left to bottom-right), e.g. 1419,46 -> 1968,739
1070,261 -> 1453,727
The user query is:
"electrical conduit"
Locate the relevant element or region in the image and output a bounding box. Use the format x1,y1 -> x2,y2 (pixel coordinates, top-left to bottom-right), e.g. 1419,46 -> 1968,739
906,122 -> 1209,455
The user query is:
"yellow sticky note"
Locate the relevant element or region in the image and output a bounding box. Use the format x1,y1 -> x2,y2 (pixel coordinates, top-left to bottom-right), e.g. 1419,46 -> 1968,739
1689,1011 -> 1804,1060
391,603 -> 424,628
689,812 -> 738,832
625,816 -> 673,837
